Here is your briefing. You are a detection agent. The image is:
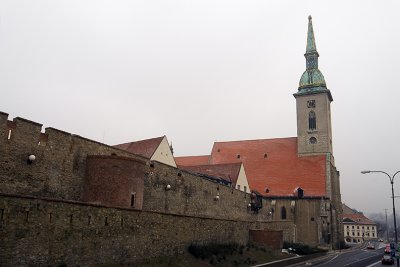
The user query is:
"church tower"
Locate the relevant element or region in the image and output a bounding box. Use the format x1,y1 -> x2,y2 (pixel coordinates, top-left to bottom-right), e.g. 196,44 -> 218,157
294,16 -> 333,156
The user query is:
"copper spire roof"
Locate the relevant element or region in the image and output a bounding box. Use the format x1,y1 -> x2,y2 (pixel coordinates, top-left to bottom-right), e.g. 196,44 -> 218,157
295,16 -> 333,101
306,15 -> 317,53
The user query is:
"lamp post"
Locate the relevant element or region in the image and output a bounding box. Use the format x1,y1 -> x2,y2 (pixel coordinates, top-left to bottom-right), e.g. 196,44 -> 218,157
361,170 -> 400,267
386,208 -> 390,242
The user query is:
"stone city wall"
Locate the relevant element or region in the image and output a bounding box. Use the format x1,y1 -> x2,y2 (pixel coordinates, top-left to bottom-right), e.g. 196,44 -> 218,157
0,112 -> 143,202
0,194 -> 294,266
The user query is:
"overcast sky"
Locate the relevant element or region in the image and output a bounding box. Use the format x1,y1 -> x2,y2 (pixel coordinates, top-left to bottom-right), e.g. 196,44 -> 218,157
1,0 -> 399,215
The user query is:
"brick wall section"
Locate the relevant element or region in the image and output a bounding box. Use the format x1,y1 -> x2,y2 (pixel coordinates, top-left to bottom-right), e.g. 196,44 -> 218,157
294,199 -> 321,244
249,230 -> 283,249
0,114 -> 144,201
0,194 -> 295,266
143,160 -> 266,221
84,155 -> 147,209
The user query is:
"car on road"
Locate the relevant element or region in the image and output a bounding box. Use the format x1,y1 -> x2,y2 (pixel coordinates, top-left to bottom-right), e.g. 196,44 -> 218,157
385,245 -> 391,254
367,243 -> 375,249
379,238 -> 384,242
382,254 -> 394,265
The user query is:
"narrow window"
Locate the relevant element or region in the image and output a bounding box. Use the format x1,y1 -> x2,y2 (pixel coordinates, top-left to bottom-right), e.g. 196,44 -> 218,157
48,212 -> 52,223
88,215 -> 91,225
244,186 -> 247,193
131,193 -> 136,207
7,129 -> 12,140
237,185 -> 240,190
281,206 -> 287,220
308,111 -> 316,130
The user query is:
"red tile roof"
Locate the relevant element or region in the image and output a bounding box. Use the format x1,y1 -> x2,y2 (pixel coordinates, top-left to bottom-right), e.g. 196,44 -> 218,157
178,163 -> 242,185
343,213 -> 376,225
114,136 -> 164,159
175,155 -> 210,166
208,137 -> 327,197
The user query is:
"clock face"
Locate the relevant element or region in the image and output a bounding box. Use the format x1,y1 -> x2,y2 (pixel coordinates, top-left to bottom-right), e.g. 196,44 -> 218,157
307,100 -> 316,108
309,137 -> 317,144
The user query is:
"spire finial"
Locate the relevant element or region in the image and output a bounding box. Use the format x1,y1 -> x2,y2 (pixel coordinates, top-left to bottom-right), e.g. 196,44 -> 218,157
306,15 -> 317,53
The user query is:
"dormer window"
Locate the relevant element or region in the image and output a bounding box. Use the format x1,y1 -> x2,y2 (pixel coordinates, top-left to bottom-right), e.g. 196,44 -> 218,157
294,187 -> 304,198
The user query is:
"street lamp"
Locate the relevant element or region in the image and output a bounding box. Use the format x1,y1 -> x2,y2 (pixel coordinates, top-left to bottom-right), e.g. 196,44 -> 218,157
361,170 -> 400,267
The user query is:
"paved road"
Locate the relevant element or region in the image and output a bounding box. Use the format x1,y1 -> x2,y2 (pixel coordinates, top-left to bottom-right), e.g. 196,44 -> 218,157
294,242 -> 390,267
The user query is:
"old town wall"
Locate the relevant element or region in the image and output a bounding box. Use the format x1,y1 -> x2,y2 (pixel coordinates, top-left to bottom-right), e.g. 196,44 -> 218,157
0,194 -> 294,266
0,112 -> 142,201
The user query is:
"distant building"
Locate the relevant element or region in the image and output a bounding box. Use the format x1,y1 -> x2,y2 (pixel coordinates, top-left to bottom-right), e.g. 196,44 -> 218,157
342,204 -> 377,244
115,135 -> 176,167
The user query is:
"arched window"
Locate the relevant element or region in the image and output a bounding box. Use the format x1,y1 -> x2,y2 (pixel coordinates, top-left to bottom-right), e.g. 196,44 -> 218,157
308,111 -> 316,130
281,206 -> 287,220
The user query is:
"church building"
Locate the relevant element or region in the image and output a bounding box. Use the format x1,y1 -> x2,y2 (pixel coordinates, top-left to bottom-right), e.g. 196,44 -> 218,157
176,16 -> 343,248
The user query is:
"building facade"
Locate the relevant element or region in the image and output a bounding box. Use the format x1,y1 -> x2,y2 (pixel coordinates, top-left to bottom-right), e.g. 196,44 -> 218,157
342,204 -> 377,244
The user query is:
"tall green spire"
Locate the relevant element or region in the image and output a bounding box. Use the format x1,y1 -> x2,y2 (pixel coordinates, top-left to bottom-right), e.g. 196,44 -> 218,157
295,16 -> 332,101
306,15 -> 317,53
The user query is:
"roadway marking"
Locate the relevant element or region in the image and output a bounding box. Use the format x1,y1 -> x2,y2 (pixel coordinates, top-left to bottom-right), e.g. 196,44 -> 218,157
365,260 -> 381,267
323,254 -> 340,264
343,254 -> 382,267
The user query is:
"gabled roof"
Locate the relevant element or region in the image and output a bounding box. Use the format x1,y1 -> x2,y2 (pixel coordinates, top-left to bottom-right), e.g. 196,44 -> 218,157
208,137 -> 327,197
342,203 -> 359,214
178,163 -> 242,185
342,213 -> 376,225
114,136 -> 164,159
175,155 -> 210,166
